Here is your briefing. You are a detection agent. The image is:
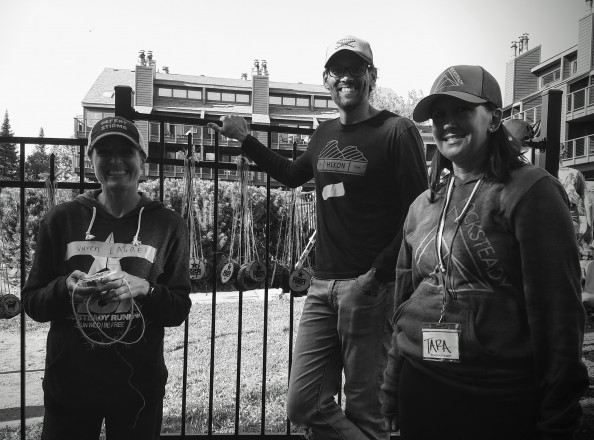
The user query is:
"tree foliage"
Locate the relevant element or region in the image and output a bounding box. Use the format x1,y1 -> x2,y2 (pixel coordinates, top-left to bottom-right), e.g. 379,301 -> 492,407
25,127 -> 50,180
370,87 -> 425,126
1,177 -> 313,293
0,110 -> 18,180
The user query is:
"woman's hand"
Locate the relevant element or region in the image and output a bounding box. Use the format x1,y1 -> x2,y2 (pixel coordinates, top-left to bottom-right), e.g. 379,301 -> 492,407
96,270 -> 151,302
66,270 -> 98,301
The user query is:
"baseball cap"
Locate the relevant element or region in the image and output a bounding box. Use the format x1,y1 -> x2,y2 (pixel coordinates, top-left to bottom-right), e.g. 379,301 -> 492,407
87,116 -> 147,158
324,35 -> 374,67
413,65 -> 503,122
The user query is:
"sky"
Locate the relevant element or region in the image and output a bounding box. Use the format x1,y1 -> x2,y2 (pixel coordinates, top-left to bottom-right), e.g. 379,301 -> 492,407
0,0 -> 589,139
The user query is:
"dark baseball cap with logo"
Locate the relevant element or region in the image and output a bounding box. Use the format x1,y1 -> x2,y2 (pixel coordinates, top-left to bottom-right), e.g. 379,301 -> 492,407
87,116 -> 147,158
324,35 -> 374,67
413,65 -> 503,122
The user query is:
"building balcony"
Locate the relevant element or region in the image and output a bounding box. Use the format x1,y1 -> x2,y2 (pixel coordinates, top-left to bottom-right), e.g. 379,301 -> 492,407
566,85 -> 594,121
561,134 -> 594,165
504,105 -> 542,124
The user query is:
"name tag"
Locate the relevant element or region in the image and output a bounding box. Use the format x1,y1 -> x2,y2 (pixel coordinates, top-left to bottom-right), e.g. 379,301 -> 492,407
422,322 -> 461,362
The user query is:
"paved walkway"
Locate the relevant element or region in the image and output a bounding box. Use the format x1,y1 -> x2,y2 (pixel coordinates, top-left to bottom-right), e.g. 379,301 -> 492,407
190,288 -> 284,304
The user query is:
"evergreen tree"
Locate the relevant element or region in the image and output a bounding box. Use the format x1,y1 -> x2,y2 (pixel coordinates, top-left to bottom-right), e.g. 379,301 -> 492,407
50,144 -> 75,180
26,127 -> 50,180
0,110 -> 18,180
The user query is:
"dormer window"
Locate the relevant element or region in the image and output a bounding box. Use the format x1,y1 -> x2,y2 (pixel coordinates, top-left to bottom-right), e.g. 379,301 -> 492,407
541,69 -> 561,88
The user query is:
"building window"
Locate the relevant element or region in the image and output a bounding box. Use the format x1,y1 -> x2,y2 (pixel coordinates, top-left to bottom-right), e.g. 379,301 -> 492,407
173,89 -> 186,98
236,93 -> 250,103
283,97 -> 296,106
572,60 -> 578,74
158,88 -> 173,97
85,111 -> 103,129
207,91 -> 221,101
541,69 -> 561,87
188,89 -> 202,100
270,96 -> 282,105
314,98 -> 328,108
296,97 -> 310,107
222,92 -> 235,102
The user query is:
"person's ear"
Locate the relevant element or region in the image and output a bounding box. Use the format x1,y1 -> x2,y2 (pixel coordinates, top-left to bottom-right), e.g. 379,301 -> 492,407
369,67 -> 378,89
322,70 -> 330,90
489,108 -> 503,133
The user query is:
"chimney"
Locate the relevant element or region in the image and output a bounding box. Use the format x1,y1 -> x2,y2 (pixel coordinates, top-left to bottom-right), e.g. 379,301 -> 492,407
163,66 -> 169,74
241,73 -> 248,80
522,33 -> 529,52
587,0 -> 593,13
511,41 -> 518,57
147,50 -> 156,68
138,50 -> 146,66
517,35 -> 524,54
251,59 -> 270,144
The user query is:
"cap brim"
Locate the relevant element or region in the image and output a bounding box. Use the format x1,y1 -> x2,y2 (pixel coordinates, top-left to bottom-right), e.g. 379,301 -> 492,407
324,49 -> 372,67
412,91 -> 488,122
88,132 -> 145,157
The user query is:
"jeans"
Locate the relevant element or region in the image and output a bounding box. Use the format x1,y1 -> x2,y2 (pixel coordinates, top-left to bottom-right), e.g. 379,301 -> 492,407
286,276 -> 395,440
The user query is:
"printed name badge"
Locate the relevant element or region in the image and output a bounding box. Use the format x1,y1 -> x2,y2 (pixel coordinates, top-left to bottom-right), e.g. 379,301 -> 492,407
422,322 -> 461,362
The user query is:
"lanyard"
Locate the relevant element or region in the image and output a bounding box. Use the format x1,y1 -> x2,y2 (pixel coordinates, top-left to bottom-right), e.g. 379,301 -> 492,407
435,175 -> 483,321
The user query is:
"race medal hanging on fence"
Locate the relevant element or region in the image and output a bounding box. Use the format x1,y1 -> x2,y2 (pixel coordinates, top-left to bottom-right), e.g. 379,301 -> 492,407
0,294 -> 21,319
182,138 -> 209,283
228,154 -> 266,291
247,260 -> 266,283
289,267 -> 312,293
218,258 -> 239,284
189,257 -> 207,281
0,215 -> 21,319
236,264 -> 260,291
289,230 -> 316,296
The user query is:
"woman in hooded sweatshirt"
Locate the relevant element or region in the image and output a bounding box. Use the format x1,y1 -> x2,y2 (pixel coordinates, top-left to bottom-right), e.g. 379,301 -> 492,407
380,66 -> 588,440
22,116 -> 191,440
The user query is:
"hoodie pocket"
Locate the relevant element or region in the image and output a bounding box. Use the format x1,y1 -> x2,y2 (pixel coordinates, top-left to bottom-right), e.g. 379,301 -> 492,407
447,301 -> 496,360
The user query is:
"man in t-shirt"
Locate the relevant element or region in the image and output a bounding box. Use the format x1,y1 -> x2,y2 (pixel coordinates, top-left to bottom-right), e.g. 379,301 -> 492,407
208,35 -> 428,440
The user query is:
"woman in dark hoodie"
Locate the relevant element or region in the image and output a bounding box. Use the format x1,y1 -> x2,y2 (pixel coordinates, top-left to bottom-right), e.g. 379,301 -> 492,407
381,66 -> 588,440
22,116 -> 191,440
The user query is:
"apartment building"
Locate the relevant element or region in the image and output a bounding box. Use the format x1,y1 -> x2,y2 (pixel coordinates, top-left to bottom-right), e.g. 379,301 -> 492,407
503,0 -> 594,178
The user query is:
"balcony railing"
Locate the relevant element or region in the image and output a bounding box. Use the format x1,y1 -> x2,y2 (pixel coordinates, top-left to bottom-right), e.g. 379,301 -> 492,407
504,105 -> 542,124
566,85 -> 594,116
562,134 -> 594,163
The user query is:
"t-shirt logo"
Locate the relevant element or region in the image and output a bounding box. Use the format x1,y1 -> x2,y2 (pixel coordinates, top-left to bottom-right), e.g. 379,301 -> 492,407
317,140 -> 367,175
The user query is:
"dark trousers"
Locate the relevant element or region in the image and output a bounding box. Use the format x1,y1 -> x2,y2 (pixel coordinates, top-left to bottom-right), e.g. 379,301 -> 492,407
399,359 -> 539,440
41,393 -> 163,440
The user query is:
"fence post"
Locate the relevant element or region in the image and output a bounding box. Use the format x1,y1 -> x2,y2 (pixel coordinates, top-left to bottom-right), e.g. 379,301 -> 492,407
114,86 -> 138,120
535,89 -> 562,178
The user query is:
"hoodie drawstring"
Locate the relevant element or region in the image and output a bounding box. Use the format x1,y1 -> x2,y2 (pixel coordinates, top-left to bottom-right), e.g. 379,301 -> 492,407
85,207 -> 96,240
85,204 -> 145,245
132,206 -> 145,245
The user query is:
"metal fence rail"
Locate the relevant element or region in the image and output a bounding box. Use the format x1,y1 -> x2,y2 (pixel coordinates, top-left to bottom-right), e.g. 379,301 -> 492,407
1,104 -> 393,437
0,130 -> 310,438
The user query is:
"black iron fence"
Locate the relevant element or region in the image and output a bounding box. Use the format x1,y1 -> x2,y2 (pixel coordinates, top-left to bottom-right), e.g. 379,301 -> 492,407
0,103 -> 365,438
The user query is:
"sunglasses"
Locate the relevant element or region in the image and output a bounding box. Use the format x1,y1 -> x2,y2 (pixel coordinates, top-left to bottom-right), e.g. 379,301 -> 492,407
327,64 -> 370,78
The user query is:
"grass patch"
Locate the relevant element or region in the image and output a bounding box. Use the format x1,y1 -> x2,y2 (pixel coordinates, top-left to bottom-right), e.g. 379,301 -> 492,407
0,294 -> 306,437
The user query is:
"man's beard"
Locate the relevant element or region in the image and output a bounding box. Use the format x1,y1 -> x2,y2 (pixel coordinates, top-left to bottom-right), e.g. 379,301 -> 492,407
331,85 -> 368,112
